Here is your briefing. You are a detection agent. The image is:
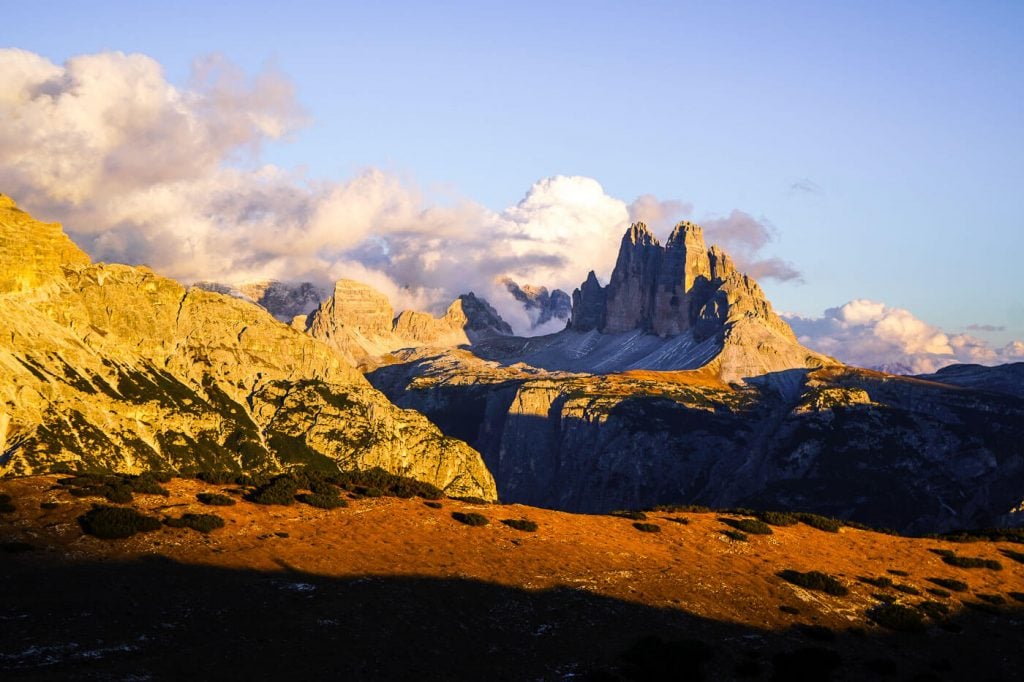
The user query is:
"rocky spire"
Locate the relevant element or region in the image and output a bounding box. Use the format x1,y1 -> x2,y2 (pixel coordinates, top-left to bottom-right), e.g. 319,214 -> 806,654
569,270 -> 606,332
602,223 -> 663,333
708,245 -> 736,281
651,221 -> 713,336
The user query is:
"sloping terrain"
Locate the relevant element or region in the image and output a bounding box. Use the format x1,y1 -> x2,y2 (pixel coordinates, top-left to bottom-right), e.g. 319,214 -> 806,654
0,195 -> 495,499
1,475 -> 1023,680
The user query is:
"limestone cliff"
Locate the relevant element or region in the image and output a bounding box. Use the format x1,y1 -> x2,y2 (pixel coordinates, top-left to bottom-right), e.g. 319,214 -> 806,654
301,282 -> 513,367
0,195 -> 496,499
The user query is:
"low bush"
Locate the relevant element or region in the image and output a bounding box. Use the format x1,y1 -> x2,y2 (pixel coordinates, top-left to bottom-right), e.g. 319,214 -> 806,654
650,504 -> 709,513
423,501 -> 443,509
778,605 -> 800,615
165,513 -> 225,533
79,505 -> 162,539
868,603 -> 926,632
720,517 -> 773,535
633,522 -> 661,533
722,529 -> 748,542
197,492 -> 236,506
104,485 -> 134,504
664,517 -> 690,525
777,570 -> 849,596
297,491 -> 347,509
40,501 -> 59,510
333,467 -> 444,500
942,555 -> 1002,570
249,476 -> 299,505
0,493 -> 15,514
998,548 -> 1024,564
931,527 -> 1024,544
871,593 -> 897,604
915,600 -> 950,618
452,512 -> 488,526
858,576 -> 893,588
795,513 -> 843,533
926,587 -> 951,599
927,577 -> 968,592
610,510 -> 648,520
197,471 -> 238,485
128,474 -> 170,496
501,518 -> 538,532
886,568 -> 910,577
450,496 -> 490,504
929,548 -> 955,558
757,510 -> 798,526
975,593 -> 1005,605
893,583 -> 921,595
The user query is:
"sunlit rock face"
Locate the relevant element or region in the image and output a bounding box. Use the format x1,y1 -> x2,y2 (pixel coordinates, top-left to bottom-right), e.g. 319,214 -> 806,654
0,196 -> 495,500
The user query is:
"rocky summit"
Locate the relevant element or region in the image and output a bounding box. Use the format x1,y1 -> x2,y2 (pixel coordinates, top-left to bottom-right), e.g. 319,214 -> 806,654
0,196 -> 495,499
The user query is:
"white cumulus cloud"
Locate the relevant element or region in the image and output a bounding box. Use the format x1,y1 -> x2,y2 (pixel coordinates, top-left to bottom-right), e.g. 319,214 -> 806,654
787,300 -> 1024,373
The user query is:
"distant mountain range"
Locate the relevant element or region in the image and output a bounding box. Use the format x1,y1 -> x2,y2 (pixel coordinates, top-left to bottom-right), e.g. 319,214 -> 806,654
3,193 -> 1023,532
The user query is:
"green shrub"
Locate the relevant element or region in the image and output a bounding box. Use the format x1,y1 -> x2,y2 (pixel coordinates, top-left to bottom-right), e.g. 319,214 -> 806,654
197,492 -> 236,506
165,513 -> 225,533
128,474 -> 170,496
868,603 -> 926,632
975,593 -> 1005,605
926,587 -> 951,598
929,548 -> 955,558
664,517 -> 690,525
942,555 -> 1002,570
722,529 -> 748,542
610,510 -> 648,520
423,501 -> 443,509
795,513 -> 843,533
332,467 -> 444,500
757,510 -> 798,526
452,511 -> 488,526
633,522 -> 661,533
886,568 -> 910,577
104,485 -> 134,504
927,577 -> 968,592
871,593 -> 897,604
777,570 -> 849,596
297,491 -> 347,509
998,548 -> 1024,564
858,576 -> 893,588
249,476 -> 299,505
893,583 -> 921,595
720,517 -> 773,535
916,600 -> 950,618
501,518 -> 538,532
197,471 -> 238,485
932,527 -> 1024,544
79,505 -> 162,539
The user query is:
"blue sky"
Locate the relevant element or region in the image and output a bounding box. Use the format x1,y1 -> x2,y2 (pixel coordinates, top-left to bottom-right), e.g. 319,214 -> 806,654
3,1 -> 1023,360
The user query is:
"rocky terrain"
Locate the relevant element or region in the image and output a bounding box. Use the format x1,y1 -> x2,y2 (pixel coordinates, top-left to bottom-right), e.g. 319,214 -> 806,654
502,277 -> 572,329
0,196 -> 495,499
1,474 -> 1023,680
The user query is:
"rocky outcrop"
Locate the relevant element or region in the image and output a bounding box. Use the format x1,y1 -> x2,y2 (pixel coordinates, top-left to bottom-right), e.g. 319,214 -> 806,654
502,278 -> 572,329
0,196 -> 495,499
302,283 -> 513,367
192,280 -> 328,323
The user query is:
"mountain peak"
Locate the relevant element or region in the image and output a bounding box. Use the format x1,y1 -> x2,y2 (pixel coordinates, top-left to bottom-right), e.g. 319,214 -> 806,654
1,193 -> 90,293
624,221 -> 658,247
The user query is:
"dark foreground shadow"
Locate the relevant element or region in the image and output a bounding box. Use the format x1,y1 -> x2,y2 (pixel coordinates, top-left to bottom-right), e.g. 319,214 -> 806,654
1,554 -> 1022,681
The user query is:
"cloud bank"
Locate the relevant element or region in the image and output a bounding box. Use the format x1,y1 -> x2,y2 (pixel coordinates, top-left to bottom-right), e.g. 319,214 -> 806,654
787,300 -> 1024,374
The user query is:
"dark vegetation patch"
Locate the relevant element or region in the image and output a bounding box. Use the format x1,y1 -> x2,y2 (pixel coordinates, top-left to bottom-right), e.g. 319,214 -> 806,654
928,527 -> 1024,544
795,513 -> 843,533
78,505 -> 162,539
871,593 -> 897,604
929,548 -> 955,558
0,492 -> 15,514
858,576 -> 893,588
58,473 -> 169,503
452,512 -> 488,526
887,568 -> 910,577
633,523 -> 661,533
777,570 -> 849,596
423,501 -> 443,509
719,517 -> 773,535
941,555 -> 1002,571
927,577 -> 968,592
1008,592 -> 1024,603
40,501 -> 60,510
197,492 -> 236,506
500,518 -> 538,532
868,603 -> 926,632
450,496 -> 490,505
297,490 -> 347,509
998,548 -> 1024,565
721,529 -> 748,542
610,510 -> 648,520
975,593 -> 1005,605
249,477 -> 298,506
757,510 -> 798,526
915,600 -> 950,618
164,513 -> 225,533
664,517 -> 690,525
650,504 -> 710,513
893,584 -> 921,595
778,605 -> 800,615
926,587 -> 951,599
